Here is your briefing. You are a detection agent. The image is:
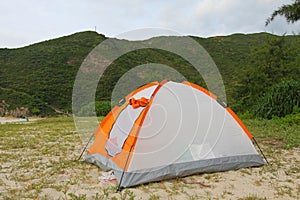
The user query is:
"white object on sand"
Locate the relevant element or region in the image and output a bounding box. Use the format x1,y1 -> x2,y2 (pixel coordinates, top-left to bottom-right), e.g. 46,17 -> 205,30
98,171 -> 117,183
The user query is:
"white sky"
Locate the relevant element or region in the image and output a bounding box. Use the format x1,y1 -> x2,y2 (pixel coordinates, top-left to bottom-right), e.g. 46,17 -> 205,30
0,0 -> 299,48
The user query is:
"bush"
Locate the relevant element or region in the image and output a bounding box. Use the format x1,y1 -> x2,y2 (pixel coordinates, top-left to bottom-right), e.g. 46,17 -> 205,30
77,101 -> 112,117
95,101 -> 111,116
237,110 -> 254,120
252,80 -> 300,119
272,108 -> 300,125
8,107 -> 30,118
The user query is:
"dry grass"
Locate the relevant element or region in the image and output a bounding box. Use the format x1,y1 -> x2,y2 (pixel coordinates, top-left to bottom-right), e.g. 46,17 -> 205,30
0,117 -> 299,199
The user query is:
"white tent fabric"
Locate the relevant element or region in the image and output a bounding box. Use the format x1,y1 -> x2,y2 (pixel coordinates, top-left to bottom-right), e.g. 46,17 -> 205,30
129,82 -> 258,170
105,85 -> 157,156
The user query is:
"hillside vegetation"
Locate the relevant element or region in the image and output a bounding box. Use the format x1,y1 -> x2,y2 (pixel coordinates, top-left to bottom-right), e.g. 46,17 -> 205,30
0,31 -> 299,117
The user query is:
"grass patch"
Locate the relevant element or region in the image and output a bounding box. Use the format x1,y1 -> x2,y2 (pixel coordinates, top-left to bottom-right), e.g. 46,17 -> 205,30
243,112 -> 300,149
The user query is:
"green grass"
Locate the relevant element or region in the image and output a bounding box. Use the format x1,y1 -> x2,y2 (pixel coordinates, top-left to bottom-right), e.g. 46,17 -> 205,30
243,112 -> 300,148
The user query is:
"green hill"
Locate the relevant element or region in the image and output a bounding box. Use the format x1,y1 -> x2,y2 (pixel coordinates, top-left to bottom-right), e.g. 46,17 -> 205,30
0,31 -> 299,117
0,31 -> 106,116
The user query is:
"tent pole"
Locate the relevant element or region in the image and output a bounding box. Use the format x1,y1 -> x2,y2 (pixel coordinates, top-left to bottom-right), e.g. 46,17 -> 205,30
117,145 -> 133,192
78,132 -> 94,160
252,137 -> 269,165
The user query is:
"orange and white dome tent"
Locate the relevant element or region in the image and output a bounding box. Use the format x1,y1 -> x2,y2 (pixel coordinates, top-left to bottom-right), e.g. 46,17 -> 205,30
84,80 -> 265,189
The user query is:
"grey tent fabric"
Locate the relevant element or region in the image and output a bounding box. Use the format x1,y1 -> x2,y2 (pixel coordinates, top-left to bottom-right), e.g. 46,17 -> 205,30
85,153 -> 264,187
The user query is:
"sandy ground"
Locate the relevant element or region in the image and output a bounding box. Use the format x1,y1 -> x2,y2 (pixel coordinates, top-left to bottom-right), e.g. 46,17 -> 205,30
1,148 -> 299,199
0,119 -> 299,199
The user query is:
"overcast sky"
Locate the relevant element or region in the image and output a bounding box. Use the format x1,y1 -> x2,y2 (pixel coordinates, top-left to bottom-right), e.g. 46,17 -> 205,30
1,0 -> 299,48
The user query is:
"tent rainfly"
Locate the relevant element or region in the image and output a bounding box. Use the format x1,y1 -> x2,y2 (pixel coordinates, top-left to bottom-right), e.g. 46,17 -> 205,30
84,80 -> 265,189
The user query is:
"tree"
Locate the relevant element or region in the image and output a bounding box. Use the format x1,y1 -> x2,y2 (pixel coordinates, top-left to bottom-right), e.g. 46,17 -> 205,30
266,0 -> 300,26
234,36 -> 291,112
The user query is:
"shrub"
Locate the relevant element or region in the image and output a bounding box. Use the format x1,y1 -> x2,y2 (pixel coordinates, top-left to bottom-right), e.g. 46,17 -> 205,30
252,80 -> 300,119
95,101 -> 111,116
77,101 -> 111,117
8,107 -> 30,118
